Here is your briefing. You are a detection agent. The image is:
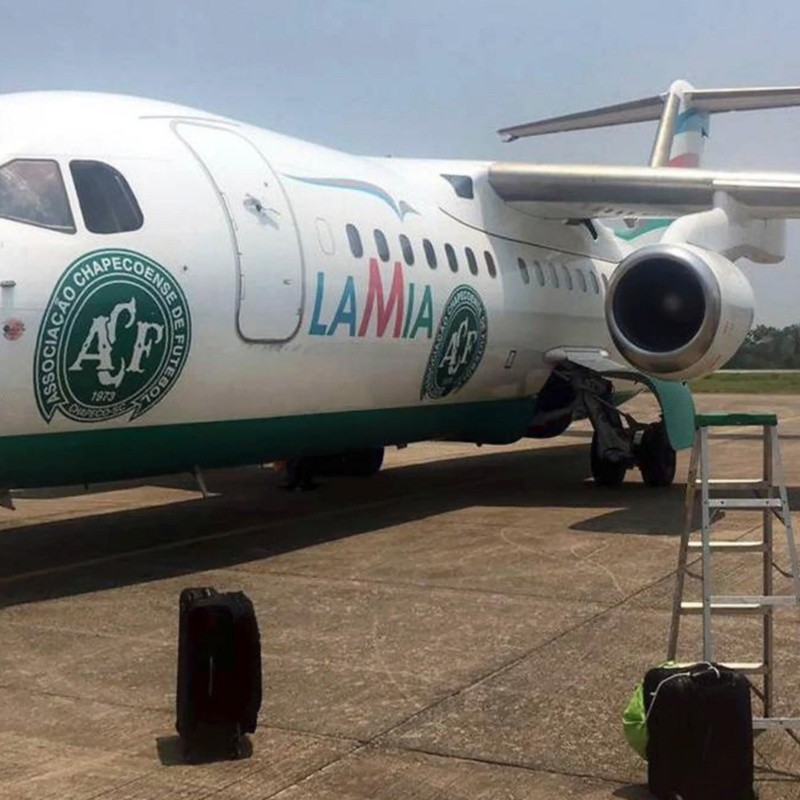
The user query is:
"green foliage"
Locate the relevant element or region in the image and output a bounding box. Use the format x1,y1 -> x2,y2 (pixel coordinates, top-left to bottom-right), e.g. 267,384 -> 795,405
691,372 -> 800,393
725,324 -> 800,369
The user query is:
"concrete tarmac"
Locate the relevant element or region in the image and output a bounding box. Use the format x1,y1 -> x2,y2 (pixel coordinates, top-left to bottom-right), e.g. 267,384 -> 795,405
1,393 -> 800,798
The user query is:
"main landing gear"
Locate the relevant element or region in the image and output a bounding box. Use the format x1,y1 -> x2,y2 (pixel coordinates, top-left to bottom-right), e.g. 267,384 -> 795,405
279,447 -> 385,491
562,366 -> 676,488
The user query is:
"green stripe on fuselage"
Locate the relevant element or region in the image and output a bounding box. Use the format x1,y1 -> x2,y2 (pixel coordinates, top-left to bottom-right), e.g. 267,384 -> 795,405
1,398 -> 538,489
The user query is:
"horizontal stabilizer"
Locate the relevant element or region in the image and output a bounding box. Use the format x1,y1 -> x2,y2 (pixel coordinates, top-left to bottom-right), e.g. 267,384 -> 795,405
499,84 -> 800,141
489,163 -> 800,219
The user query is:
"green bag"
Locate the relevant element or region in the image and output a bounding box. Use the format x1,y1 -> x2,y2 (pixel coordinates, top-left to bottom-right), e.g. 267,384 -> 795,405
622,682 -> 648,759
622,661 -> 677,760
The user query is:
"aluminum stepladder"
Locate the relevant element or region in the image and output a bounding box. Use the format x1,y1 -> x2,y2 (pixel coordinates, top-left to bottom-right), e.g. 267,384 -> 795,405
667,412 -> 800,734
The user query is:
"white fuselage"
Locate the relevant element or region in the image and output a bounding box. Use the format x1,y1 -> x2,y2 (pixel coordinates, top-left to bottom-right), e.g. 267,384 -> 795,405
0,92 -> 632,488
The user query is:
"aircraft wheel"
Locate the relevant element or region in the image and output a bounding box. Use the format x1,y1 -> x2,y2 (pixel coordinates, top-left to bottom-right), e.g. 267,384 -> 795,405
637,422 -> 676,487
346,447 -> 384,477
590,431 -> 627,488
281,458 -> 318,491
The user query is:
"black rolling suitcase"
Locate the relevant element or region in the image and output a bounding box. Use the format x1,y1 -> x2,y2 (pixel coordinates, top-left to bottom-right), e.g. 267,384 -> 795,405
176,587 -> 262,758
644,662 -> 755,800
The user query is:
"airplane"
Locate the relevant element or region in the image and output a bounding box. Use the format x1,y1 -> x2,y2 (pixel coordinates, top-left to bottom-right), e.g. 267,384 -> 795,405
1,79 -> 800,498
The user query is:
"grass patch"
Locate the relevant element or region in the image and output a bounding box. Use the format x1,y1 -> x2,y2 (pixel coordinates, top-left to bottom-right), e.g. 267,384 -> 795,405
691,372 -> 800,394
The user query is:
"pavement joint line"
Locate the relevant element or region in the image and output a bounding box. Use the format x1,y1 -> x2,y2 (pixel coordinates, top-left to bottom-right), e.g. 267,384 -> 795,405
261,745 -> 371,800
0,618 -> 171,646
352,520 -> 768,757
382,743 -> 631,789
253,563 -> 684,798
0,681 -> 175,716
0,469 -> 510,588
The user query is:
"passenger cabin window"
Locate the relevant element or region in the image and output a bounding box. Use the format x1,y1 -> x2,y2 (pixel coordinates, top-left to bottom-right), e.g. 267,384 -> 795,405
444,243 -> 458,272
561,265 -> 573,291
374,229 -> 390,262
548,264 -> 560,289
423,239 -> 437,269
533,262 -> 545,287
70,161 -> 143,234
399,234 -> 415,265
0,159 -> 75,233
589,271 -> 600,294
465,247 -> 478,276
517,257 -> 530,285
484,251 -> 497,278
576,268 -> 588,292
346,224 -> 363,258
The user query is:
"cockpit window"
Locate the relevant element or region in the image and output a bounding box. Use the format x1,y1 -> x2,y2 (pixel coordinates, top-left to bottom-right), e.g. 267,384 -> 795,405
0,159 -> 75,233
70,160 -> 143,234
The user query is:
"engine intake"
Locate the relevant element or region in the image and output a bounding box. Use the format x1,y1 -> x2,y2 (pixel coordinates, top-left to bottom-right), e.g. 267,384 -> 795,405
606,244 -> 754,380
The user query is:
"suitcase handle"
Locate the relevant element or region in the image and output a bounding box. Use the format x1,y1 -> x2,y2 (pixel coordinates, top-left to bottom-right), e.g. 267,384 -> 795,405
645,663 -> 721,722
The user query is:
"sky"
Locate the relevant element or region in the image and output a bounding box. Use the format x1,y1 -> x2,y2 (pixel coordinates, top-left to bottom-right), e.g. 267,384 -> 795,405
1,0 -> 800,324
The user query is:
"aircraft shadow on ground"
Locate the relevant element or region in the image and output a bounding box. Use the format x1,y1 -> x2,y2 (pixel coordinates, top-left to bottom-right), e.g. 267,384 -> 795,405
0,439 -> 797,609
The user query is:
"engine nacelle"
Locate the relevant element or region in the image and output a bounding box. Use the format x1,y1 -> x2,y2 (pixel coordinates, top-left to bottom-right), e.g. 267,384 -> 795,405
606,243 -> 754,381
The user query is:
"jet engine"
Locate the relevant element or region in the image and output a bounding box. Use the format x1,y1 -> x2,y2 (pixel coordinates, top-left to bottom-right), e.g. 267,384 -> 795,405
606,243 -> 754,381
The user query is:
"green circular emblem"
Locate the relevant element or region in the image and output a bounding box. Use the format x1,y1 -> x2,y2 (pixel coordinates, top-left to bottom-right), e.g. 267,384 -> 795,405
421,284 -> 488,400
34,250 -> 192,424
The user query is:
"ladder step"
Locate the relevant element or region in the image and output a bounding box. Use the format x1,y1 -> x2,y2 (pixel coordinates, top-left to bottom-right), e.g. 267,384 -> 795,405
720,661 -> 767,675
687,540 -> 765,552
707,498 -> 783,509
681,601 -> 767,615
695,412 -> 777,427
697,479 -> 769,489
712,595 -> 798,607
753,717 -> 800,730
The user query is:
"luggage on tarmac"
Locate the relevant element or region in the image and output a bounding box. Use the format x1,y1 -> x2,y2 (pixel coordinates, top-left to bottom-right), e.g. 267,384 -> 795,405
176,587 -> 262,758
643,661 -> 755,800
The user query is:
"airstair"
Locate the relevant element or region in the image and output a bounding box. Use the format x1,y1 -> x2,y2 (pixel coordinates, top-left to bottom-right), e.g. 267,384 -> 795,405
668,413 -> 800,734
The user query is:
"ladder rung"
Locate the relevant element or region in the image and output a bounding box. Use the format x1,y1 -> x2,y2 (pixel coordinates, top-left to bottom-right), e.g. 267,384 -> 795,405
687,540 -> 765,552
720,661 -> 767,675
681,601 -> 767,615
711,595 -> 798,607
695,412 -> 777,427
753,717 -> 800,730
707,498 -> 783,509
698,479 -> 769,488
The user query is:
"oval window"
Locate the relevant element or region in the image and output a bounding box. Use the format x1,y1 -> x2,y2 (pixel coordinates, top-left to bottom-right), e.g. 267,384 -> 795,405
445,243 -> 458,272
484,251 -> 497,278
374,229 -> 390,262
517,257 -> 530,285
423,239 -> 437,269
346,223 -> 363,258
399,234 -> 415,265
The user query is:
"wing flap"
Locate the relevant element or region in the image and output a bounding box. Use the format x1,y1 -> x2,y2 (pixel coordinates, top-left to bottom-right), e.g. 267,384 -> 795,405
489,163 -> 800,219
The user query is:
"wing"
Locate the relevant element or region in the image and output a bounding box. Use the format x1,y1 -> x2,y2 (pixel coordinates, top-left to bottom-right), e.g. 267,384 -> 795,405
488,163 -> 800,220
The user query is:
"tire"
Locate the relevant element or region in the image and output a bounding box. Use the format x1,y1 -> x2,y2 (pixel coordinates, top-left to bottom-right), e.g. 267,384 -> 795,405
347,448 -> 384,477
638,422 -> 676,488
590,431 -> 627,488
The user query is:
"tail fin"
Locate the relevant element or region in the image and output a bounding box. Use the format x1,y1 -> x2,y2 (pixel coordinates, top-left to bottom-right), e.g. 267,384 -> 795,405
658,80 -> 709,168
626,81 -> 708,241
498,80 -> 800,243
498,80 -> 800,164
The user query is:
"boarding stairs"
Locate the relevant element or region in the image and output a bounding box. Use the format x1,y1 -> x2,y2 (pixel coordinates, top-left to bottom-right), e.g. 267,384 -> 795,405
668,413 -> 800,735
